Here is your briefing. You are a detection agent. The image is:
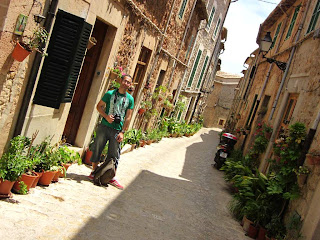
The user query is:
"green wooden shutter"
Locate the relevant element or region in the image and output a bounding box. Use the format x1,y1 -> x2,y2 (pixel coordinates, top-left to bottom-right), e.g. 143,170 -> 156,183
286,5 -> 300,39
206,7 -> 215,29
33,9 -> 92,109
270,22 -> 282,49
187,49 -> 202,88
185,35 -> 194,60
179,0 -> 188,19
307,0 -> 320,34
213,18 -> 221,37
196,55 -> 209,89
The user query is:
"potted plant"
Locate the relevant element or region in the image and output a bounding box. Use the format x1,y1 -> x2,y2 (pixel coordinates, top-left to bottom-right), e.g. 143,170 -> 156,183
294,165 -> 310,187
139,100 -> 152,115
12,26 -> 48,62
152,85 -> 167,102
87,36 -> 97,50
306,150 -> 320,165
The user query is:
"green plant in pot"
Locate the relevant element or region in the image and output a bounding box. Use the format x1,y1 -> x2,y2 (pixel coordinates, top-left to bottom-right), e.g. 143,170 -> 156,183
12,26 -> 48,61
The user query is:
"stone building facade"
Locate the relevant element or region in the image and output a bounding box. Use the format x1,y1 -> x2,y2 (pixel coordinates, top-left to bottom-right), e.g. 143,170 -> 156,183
203,71 -> 240,128
225,0 -> 320,239
176,0 -> 230,124
0,0 -> 208,154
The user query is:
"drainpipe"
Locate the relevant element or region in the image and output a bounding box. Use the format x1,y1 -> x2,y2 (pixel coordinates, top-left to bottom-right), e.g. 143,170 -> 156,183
13,0 -> 59,137
260,0 -> 312,172
167,0 -> 198,88
145,0 -> 177,84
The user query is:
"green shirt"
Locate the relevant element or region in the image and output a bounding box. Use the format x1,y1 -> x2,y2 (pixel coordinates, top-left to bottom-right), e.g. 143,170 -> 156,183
101,89 -> 134,130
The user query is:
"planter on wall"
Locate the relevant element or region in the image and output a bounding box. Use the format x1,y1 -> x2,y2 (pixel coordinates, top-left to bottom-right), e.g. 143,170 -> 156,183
306,154 -> 320,165
11,42 -> 32,62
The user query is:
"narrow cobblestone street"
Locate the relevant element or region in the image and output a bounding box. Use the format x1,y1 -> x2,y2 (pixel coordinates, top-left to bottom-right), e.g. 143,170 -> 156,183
0,128 -> 250,240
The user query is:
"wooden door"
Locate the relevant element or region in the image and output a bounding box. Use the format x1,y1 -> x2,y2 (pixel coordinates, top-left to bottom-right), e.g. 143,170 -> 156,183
63,19 -> 108,144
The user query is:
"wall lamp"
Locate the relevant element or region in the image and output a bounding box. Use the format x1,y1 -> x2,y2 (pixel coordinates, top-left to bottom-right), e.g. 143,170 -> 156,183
34,14 -> 46,24
259,32 -> 287,72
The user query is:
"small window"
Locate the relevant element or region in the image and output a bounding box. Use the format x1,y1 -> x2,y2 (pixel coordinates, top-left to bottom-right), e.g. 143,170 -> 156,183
178,0 -> 188,19
206,7 -> 215,29
213,18 -> 221,37
306,0 -> 320,34
218,119 -> 225,126
286,5 -> 301,39
270,22 -> 282,49
187,48 -> 202,87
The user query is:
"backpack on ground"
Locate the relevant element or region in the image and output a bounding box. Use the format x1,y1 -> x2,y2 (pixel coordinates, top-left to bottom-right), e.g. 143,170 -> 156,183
93,158 -> 116,186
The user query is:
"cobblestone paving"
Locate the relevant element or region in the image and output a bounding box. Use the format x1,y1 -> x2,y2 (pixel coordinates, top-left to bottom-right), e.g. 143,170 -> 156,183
0,128 -> 250,240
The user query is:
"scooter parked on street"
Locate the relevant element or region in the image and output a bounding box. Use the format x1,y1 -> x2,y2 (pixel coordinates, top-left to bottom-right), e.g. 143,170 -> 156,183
212,133 -> 237,169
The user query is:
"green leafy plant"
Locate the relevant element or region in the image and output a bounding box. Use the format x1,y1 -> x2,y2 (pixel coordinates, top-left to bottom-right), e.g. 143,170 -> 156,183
17,181 -> 28,195
21,26 -> 48,55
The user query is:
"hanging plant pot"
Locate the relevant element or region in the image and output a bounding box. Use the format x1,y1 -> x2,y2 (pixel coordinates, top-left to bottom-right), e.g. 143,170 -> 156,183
297,173 -> 308,187
0,179 -> 15,198
87,37 -> 97,50
138,108 -> 146,115
11,42 -> 32,62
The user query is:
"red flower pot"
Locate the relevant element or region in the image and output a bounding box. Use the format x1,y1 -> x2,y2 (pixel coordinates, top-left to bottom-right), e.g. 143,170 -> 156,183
257,226 -> 267,240
59,163 -> 72,177
84,149 -> 93,165
247,223 -> 259,239
38,171 -> 56,186
13,173 -> 38,192
0,179 -> 15,197
52,170 -> 61,183
11,42 -> 32,62
31,171 -> 43,188
138,108 -> 146,115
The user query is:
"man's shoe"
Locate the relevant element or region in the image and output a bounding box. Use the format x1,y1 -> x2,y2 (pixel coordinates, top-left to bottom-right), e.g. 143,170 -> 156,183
88,172 -> 94,180
109,179 -> 123,190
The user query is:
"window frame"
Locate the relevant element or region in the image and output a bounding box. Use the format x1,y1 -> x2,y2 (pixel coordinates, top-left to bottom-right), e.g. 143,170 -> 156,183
306,0 -> 320,34
178,0 -> 188,19
285,5 -> 301,40
271,22 -> 282,49
187,47 -> 203,88
196,54 -> 210,90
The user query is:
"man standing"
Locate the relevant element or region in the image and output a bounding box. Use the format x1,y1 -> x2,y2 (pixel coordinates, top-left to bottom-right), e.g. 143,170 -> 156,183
88,74 -> 134,190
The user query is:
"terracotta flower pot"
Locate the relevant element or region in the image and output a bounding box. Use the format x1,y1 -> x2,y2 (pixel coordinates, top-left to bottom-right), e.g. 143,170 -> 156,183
138,108 -> 146,115
0,179 -> 15,197
11,42 -> 32,62
257,226 -> 267,240
84,149 -> 93,165
243,216 -> 253,232
247,223 -> 259,238
52,170 -> 61,183
140,140 -> 146,147
297,173 -> 308,187
146,140 -> 152,145
31,171 -> 43,188
306,154 -> 320,165
13,173 -> 38,192
38,170 -> 57,186
59,163 -> 72,177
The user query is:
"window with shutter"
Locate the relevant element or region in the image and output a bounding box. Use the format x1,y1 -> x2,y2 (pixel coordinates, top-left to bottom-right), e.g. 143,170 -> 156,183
206,7 -> 215,29
285,5 -> 300,40
33,9 -> 92,109
213,18 -> 221,37
307,0 -> 320,34
196,55 -> 209,89
187,49 -> 202,88
270,22 -> 282,49
178,0 -> 188,19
